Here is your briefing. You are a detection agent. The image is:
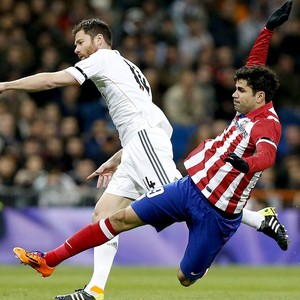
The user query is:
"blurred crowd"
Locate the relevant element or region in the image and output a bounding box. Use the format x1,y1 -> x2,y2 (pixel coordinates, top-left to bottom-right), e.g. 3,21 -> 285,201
0,0 -> 300,208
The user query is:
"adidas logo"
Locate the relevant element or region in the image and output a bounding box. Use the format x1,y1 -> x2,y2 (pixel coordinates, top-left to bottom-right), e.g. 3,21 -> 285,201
107,242 -> 118,250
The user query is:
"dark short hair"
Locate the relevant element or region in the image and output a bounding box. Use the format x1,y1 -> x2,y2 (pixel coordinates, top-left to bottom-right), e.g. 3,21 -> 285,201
234,65 -> 279,103
72,19 -> 113,47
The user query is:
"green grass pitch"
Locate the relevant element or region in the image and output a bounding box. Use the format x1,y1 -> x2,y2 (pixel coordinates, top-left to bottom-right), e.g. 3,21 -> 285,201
0,265 -> 299,300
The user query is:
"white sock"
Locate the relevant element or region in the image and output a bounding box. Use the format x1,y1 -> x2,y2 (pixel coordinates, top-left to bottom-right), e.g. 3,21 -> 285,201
242,208 -> 264,229
85,236 -> 119,297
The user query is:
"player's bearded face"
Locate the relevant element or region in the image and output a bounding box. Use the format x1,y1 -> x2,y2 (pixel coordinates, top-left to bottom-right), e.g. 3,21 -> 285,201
74,30 -> 98,60
232,79 -> 257,114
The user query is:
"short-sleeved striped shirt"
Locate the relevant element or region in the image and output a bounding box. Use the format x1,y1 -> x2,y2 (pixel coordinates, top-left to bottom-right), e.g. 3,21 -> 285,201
184,102 -> 281,213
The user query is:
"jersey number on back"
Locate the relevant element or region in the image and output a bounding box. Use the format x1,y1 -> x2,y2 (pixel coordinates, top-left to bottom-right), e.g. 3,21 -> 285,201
124,60 -> 150,94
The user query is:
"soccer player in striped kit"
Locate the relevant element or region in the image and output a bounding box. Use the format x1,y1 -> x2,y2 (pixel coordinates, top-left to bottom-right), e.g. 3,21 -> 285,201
13,0 -> 292,289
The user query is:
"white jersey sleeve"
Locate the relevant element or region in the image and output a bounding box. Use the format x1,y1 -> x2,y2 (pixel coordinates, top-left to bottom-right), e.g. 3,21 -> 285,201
65,66 -> 86,85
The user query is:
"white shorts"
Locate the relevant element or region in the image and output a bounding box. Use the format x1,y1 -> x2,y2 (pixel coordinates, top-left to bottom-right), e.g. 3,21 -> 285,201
105,127 -> 182,199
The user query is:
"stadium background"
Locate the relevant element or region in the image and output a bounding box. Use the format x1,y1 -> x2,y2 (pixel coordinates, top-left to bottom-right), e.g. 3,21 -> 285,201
0,0 -> 299,266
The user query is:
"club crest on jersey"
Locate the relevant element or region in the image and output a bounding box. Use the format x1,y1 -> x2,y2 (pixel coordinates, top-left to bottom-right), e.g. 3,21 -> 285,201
234,117 -> 250,138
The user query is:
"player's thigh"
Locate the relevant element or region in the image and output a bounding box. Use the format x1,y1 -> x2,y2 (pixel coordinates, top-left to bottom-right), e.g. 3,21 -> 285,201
93,192 -> 132,222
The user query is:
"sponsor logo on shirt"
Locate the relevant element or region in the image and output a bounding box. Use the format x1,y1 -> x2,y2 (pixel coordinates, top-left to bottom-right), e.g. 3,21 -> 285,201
234,117 -> 250,138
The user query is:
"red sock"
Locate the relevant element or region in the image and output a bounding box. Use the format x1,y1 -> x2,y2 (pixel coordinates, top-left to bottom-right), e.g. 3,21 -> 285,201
45,218 -> 117,267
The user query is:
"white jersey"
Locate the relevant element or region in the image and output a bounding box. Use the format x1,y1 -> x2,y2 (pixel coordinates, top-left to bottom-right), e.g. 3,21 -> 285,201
65,49 -> 172,146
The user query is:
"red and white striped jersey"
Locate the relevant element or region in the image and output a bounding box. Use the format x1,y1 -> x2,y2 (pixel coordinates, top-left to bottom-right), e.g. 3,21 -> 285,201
184,101 -> 281,214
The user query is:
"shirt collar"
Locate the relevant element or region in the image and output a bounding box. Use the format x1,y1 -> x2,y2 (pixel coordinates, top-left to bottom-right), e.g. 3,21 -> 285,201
245,101 -> 274,119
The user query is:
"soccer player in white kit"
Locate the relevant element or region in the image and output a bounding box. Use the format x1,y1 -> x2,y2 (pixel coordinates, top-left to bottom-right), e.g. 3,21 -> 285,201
1,17 -> 289,300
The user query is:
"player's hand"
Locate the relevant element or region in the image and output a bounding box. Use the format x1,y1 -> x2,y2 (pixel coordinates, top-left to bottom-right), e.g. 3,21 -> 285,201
266,0 -> 293,31
87,160 -> 118,188
225,153 -> 249,173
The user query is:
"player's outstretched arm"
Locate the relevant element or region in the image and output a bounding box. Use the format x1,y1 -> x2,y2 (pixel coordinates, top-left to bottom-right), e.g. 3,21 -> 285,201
246,0 -> 293,66
0,70 -> 78,94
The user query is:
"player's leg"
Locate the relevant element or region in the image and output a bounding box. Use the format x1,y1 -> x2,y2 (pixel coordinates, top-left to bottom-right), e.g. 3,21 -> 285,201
13,205 -> 145,277
57,128 -> 181,300
242,207 -> 264,228
82,192 -> 132,299
13,179 -> 185,278
57,151 -> 144,300
242,207 -> 290,250
177,183 -> 242,286
81,149 -> 156,300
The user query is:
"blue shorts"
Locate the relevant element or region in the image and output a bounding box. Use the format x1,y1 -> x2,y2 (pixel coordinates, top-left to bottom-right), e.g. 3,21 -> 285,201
131,176 -> 242,281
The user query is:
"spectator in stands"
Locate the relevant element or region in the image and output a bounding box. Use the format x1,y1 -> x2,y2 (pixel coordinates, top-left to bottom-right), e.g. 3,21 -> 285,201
60,116 -> 80,140
0,112 -> 21,157
143,68 -> 163,109
13,154 -> 45,207
179,16 -> 214,67
214,65 -> 237,120
17,96 -> 39,139
90,132 -> 121,167
14,154 -> 45,188
28,117 -> 48,141
69,158 -> 97,188
59,85 -> 83,123
21,136 -> 43,160
236,2 -> 265,59
276,154 -> 300,190
156,14 -> 178,46
0,154 -> 18,187
43,136 -> 69,171
43,102 -> 62,124
195,63 -> 216,115
140,0 -> 166,35
3,42 -> 34,81
158,42 -> 182,91
84,119 -> 120,165
277,124 -> 300,163
33,163 -> 81,207
64,136 -> 86,170
163,68 -> 210,125
273,54 -> 300,108
170,0 -> 208,39
206,0 -> 238,49
68,158 -> 99,206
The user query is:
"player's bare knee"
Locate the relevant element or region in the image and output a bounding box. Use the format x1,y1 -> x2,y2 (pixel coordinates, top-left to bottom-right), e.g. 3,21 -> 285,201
177,269 -> 195,287
178,277 -> 196,287
92,205 -> 104,223
92,210 -> 99,223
